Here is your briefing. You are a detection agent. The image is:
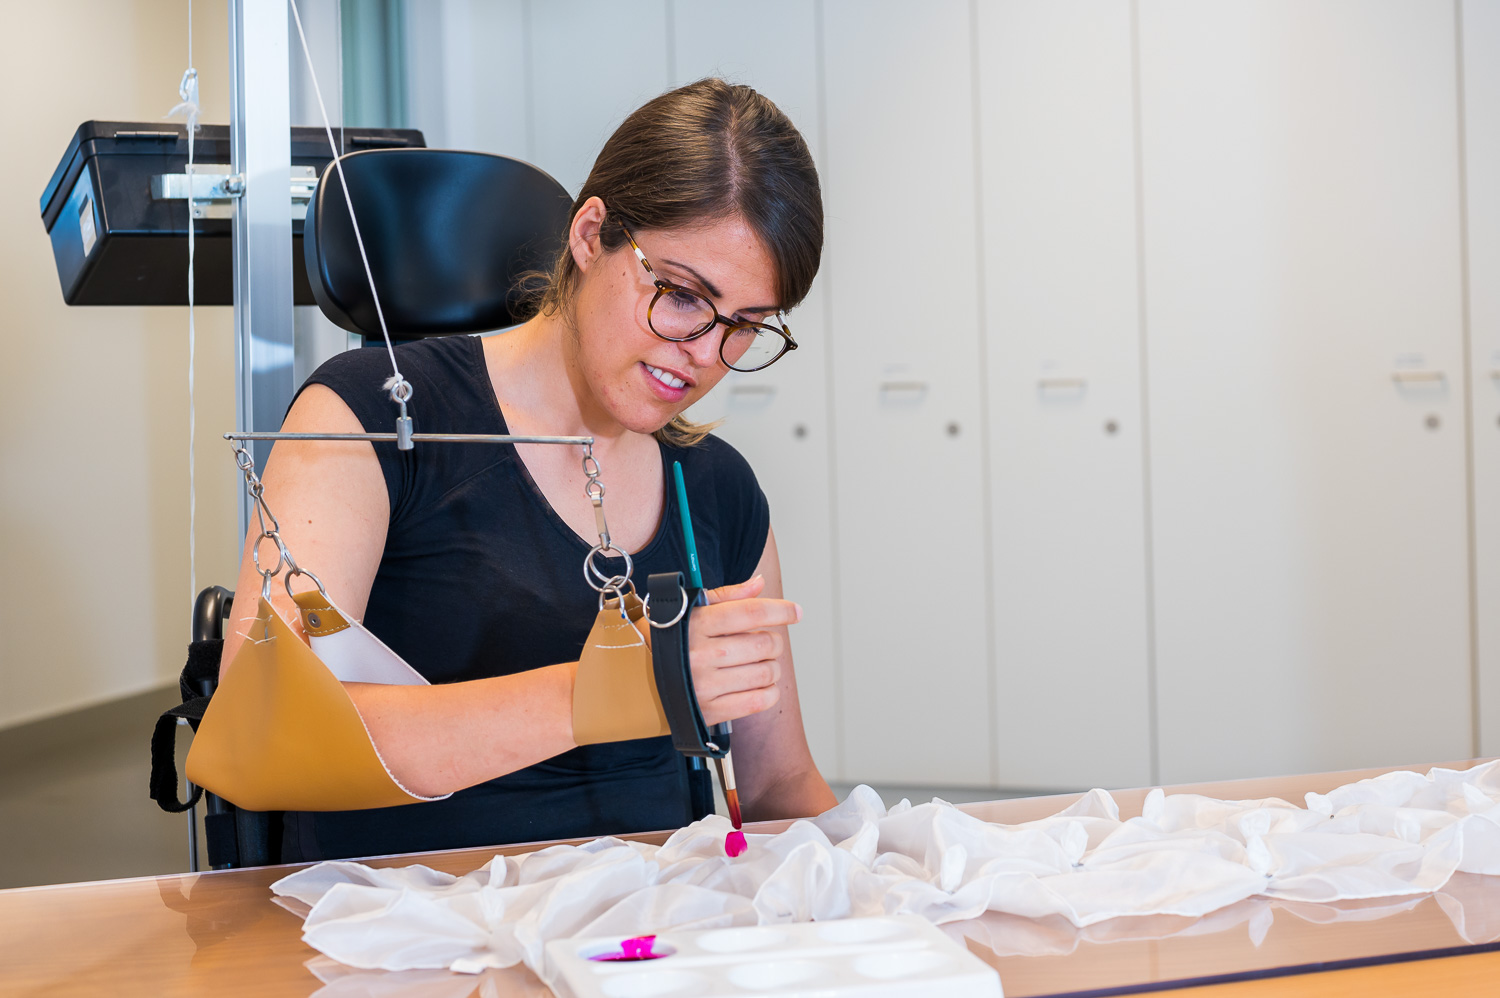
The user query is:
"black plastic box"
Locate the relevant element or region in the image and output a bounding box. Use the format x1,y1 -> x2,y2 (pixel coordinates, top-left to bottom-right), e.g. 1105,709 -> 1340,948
39,121 -> 425,306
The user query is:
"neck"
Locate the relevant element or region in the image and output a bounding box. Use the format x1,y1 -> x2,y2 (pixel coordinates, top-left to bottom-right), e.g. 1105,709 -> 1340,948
487,311 -> 633,449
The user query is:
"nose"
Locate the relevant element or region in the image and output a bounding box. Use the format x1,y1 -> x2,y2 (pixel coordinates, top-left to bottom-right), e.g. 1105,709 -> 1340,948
678,327 -> 722,371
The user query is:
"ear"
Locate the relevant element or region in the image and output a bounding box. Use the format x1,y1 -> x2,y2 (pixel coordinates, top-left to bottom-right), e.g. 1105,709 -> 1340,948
569,196 -> 608,273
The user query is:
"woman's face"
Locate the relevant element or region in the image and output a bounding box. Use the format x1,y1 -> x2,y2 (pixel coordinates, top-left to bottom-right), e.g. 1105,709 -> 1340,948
568,204 -> 780,436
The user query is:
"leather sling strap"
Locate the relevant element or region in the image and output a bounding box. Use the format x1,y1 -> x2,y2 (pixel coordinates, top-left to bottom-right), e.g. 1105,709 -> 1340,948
184,597 -> 435,812
573,592 -> 673,744
647,572 -> 727,759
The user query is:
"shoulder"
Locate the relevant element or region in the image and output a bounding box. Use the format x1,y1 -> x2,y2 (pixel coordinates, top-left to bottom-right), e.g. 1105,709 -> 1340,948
668,432 -> 770,582
303,336 -> 488,432
667,432 -> 762,504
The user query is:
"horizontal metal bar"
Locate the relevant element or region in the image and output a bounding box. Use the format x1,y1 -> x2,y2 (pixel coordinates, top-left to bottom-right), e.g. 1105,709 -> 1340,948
1390,370 -> 1446,383
1038,377 -> 1088,389
225,431 -> 594,445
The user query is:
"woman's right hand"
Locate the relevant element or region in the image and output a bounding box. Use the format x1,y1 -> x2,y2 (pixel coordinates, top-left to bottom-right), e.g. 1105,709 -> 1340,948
688,575 -> 801,726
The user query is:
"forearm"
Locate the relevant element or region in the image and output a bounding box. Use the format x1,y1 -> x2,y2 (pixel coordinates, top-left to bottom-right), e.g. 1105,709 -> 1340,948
345,662 -> 580,798
742,761 -> 837,822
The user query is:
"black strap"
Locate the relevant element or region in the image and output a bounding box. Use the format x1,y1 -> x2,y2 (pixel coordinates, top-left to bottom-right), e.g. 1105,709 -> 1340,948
149,639 -> 222,814
647,572 -> 726,759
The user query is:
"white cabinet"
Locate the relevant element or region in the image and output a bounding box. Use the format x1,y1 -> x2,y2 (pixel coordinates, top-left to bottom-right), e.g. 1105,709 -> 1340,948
528,1 -> 670,197
1465,0 -> 1500,758
822,0 -> 993,786
673,1 -> 843,779
1139,1 -> 1473,781
976,0 -> 1153,790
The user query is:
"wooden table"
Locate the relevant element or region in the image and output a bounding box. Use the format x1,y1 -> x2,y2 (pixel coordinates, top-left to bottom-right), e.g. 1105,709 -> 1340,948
3,761 -> 1498,996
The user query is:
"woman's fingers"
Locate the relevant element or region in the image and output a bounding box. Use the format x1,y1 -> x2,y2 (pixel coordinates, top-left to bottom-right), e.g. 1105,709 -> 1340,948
687,576 -> 799,724
701,684 -> 782,728
705,574 -> 766,605
695,597 -> 801,638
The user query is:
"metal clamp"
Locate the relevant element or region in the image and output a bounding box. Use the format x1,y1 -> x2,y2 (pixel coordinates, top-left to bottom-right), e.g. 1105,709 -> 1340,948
152,165 -> 318,220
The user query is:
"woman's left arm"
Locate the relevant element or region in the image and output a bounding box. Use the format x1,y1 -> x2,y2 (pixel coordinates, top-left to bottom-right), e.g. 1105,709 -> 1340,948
732,526 -> 839,821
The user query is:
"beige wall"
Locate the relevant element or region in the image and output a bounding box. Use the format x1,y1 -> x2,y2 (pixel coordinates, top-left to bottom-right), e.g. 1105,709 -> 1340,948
0,1 -> 242,728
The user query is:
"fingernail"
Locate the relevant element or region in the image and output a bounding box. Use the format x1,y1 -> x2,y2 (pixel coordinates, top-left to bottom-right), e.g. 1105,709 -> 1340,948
794,603 -> 804,622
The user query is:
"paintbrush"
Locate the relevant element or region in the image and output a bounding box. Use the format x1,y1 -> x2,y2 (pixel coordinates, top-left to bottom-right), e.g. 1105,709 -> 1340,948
673,461 -> 746,857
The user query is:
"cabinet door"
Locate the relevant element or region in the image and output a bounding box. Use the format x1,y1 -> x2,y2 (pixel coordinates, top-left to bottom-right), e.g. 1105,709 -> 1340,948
528,1 -> 670,196
977,0 -> 1153,790
823,0 -> 992,786
1465,0 -> 1500,757
673,1 -> 842,779
1140,1 -> 1472,781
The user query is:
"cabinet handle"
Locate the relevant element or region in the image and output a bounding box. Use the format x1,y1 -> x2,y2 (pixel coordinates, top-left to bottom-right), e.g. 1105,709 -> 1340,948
730,384 -> 776,396
1037,377 -> 1087,389
1391,370 -> 1446,383
879,380 -> 928,392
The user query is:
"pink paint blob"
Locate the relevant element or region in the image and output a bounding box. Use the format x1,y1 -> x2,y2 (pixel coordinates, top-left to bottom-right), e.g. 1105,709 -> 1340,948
725,830 -> 748,857
589,935 -> 660,962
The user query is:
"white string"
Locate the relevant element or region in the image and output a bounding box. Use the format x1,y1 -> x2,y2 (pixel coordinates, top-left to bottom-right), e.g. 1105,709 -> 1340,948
166,0 -> 201,615
287,0 -> 409,404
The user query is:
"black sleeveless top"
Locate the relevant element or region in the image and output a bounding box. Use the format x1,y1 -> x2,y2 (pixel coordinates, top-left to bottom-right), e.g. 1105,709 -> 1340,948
280,335 -> 770,862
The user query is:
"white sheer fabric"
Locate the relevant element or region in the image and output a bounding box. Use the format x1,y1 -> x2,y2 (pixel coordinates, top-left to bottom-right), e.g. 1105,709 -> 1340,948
272,761 -> 1500,983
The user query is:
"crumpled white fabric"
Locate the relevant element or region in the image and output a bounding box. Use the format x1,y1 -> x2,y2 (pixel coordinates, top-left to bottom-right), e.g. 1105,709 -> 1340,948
272,761 -> 1500,985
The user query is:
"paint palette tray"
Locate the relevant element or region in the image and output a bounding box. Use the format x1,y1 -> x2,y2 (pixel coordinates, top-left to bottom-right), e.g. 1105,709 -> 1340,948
545,915 -> 1003,998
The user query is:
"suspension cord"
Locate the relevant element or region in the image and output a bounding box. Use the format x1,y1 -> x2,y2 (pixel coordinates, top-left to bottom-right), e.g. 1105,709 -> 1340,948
287,0 -> 413,429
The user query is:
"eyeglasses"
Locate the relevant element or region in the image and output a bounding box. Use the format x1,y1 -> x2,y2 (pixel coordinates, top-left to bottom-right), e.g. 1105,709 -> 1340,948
618,221 -> 798,373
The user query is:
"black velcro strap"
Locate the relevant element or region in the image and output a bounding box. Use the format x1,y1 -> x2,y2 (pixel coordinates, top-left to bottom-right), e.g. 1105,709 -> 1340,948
647,572 -> 725,759
150,639 -> 223,814
150,704 -> 208,813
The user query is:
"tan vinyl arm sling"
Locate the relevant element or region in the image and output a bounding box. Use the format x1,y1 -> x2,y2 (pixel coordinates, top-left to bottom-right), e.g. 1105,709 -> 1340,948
184,588 -> 674,811
184,593 -> 448,812
572,592 -> 672,745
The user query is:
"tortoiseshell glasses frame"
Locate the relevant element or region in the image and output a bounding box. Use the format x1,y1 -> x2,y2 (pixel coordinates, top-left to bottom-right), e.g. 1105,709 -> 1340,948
618,221 -> 799,373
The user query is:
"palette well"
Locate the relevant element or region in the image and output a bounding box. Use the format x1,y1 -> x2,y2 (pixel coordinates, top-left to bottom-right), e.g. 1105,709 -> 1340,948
545,915 -> 1003,998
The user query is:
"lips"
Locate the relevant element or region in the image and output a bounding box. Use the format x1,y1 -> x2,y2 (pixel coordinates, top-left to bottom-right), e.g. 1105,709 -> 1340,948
640,362 -> 692,402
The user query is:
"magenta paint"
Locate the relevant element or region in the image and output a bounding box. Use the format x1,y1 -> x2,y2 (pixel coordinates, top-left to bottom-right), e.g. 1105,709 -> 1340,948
588,935 -> 661,962
725,830 -> 748,857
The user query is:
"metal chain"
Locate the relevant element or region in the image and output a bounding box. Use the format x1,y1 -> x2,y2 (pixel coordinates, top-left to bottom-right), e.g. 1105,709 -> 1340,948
581,440 -> 634,601
233,444 -> 325,609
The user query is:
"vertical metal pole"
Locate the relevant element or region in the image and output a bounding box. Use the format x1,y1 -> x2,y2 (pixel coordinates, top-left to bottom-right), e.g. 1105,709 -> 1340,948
229,0 -> 294,539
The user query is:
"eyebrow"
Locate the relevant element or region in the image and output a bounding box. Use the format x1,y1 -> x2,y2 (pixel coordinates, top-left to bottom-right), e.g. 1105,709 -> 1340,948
660,257 -> 780,316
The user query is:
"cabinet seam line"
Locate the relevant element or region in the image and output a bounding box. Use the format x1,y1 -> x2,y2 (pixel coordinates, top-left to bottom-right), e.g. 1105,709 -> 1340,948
1130,0 -> 1162,786
812,0 -> 846,781
1454,0 -> 1480,757
967,0 -> 1000,789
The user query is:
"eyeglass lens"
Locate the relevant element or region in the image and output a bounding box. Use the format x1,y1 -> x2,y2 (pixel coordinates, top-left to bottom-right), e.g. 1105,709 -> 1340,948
649,288 -> 787,372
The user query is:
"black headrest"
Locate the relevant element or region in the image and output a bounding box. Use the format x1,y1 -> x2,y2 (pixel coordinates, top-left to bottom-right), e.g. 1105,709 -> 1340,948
304,149 -> 573,337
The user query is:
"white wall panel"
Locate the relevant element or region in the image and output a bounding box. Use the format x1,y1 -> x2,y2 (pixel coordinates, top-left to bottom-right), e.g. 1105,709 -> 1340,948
1140,1 -> 1473,781
976,0 -> 1152,790
1465,0 -> 1500,758
823,0 -> 992,786
529,1 -> 669,196
674,1 -> 842,778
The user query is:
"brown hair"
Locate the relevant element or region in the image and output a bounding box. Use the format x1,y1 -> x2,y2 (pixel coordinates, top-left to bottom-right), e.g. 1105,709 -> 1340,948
528,78 -> 824,447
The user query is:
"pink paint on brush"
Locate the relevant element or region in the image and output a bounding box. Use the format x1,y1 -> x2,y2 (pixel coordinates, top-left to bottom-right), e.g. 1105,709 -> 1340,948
589,935 -> 660,961
725,830 -> 748,857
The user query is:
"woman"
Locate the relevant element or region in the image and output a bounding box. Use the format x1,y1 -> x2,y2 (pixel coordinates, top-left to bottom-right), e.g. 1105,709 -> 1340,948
220,78 -> 837,862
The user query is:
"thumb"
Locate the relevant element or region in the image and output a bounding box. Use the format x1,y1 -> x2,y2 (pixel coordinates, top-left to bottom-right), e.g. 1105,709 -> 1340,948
705,574 -> 766,605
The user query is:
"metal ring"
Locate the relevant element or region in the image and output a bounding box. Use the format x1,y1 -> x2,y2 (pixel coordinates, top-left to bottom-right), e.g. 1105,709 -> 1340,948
284,566 -> 328,602
645,584 -> 691,629
585,480 -> 606,501
388,379 -> 414,403
597,577 -> 636,611
581,454 -> 601,479
251,531 -> 285,578
583,544 -> 633,592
